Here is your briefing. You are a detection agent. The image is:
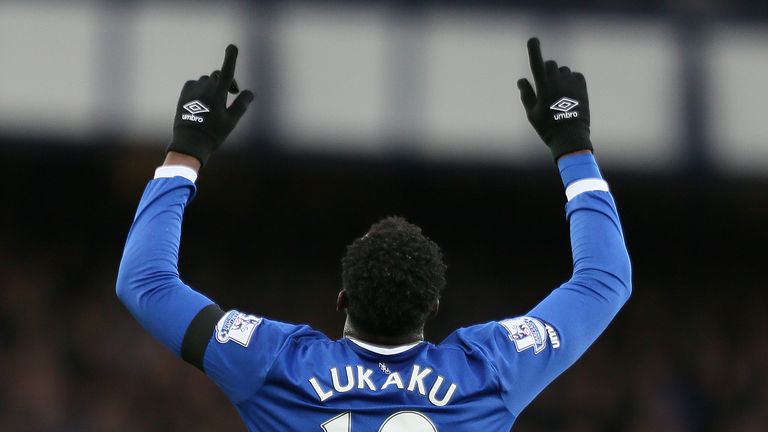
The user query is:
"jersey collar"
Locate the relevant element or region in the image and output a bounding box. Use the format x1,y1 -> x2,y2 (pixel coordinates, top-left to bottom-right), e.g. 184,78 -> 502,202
345,336 -> 423,355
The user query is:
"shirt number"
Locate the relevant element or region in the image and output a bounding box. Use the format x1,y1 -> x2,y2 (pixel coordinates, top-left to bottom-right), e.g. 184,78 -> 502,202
321,411 -> 437,432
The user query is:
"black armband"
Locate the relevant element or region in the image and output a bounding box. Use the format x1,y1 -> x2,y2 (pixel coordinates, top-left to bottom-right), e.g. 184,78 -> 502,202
181,304 -> 225,371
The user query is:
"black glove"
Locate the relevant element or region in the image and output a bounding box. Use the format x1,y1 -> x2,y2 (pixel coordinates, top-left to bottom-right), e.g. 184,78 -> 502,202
167,44 -> 254,166
517,38 -> 592,161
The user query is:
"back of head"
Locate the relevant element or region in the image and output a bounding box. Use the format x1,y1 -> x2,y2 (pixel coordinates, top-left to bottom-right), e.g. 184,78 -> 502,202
341,216 -> 447,338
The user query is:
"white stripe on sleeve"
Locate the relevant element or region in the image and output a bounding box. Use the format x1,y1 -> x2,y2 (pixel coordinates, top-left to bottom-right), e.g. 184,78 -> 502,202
154,165 -> 198,183
565,178 -> 609,201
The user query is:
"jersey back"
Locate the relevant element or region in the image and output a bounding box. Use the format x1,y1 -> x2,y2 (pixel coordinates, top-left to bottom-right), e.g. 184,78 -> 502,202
201,311 -> 566,432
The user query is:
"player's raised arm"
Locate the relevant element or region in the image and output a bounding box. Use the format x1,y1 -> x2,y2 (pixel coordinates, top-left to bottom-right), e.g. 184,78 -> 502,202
449,38 -> 631,415
516,38 -> 631,352
116,45 -> 253,368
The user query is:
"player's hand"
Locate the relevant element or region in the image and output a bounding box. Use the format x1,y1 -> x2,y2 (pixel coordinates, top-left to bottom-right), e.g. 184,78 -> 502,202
517,37 -> 592,161
166,44 -> 254,167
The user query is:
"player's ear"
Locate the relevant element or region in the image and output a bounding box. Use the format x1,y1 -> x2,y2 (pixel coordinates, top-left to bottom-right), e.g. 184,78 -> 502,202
336,290 -> 348,312
430,299 -> 440,318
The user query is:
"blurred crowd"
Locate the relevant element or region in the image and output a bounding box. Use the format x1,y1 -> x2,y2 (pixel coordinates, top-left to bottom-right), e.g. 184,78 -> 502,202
1,244 -> 766,431
517,279 -> 768,432
0,252 -> 235,431
0,149 -> 765,431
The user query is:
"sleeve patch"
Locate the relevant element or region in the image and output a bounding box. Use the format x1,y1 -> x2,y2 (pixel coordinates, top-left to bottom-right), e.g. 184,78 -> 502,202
215,310 -> 262,347
499,317 -> 560,354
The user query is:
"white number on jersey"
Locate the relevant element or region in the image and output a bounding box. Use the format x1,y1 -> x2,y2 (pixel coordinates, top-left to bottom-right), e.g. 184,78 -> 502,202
321,411 -> 437,432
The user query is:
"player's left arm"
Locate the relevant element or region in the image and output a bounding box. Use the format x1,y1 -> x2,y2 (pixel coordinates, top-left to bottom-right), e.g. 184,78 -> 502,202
513,38 -> 633,373
450,38 -> 631,416
506,38 -> 632,411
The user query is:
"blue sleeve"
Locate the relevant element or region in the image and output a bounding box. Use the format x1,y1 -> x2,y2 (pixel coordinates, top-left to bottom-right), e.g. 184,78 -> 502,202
116,176 -> 320,402
202,314 -> 324,402
116,177 -> 215,355
454,153 -> 632,416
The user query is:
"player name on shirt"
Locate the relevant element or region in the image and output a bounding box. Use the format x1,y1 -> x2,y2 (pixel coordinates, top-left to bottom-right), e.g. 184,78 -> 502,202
309,364 -> 458,407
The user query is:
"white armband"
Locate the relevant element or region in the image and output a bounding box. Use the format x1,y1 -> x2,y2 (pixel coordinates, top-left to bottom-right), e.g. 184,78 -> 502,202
565,178 -> 609,201
154,165 -> 198,183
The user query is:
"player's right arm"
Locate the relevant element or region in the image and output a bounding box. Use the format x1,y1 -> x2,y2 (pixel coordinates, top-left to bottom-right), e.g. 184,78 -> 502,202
445,38 -> 631,416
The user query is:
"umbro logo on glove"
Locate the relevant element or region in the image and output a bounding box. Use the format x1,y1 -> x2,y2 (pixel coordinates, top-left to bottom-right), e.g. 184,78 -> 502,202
181,100 -> 210,123
550,97 -> 580,120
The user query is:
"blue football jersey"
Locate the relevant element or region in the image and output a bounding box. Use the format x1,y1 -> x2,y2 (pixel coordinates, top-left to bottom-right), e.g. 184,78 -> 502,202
117,153 -> 631,431
203,315 -> 567,431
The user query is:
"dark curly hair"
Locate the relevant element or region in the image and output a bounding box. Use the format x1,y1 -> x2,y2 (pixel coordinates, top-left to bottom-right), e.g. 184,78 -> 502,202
341,216 -> 447,338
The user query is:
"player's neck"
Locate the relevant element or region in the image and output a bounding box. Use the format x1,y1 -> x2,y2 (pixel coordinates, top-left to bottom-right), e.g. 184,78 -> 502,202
343,320 -> 424,347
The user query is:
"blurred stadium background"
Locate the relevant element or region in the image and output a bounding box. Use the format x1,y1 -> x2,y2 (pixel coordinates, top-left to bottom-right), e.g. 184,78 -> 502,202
1,0 -> 767,431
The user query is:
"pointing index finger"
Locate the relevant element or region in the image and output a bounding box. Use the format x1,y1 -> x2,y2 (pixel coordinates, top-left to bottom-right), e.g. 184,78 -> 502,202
220,44 -> 239,86
527,37 -> 545,91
